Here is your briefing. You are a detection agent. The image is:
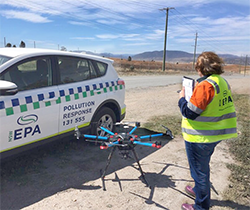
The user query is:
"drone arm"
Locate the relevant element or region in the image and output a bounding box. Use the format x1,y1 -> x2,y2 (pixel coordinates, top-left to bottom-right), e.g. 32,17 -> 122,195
100,141 -> 120,149
140,133 -> 163,139
133,140 -> 161,148
133,141 -> 153,147
83,134 -> 109,141
107,141 -> 119,147
129,126 -> 138,134
100,126 -> 115,135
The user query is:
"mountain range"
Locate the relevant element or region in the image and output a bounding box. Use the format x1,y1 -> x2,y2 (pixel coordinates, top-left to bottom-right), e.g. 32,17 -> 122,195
131,50 -> 242,64
73,50 -> 243,64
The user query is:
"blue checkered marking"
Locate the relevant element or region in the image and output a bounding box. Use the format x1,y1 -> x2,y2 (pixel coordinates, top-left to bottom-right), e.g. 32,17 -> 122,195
77,87 -> 82,93
69,88 -> 74,95
59,90 -> 65,97
12,98 -> 19,107
0,101 -> 5,109
38,94 -> 44,101
49,92 -> 55,98
0,80 -> 123,116
25,96 -> 33,103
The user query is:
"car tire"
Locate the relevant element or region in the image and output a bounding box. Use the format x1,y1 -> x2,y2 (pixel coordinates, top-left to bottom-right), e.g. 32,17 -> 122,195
91,107 -> 116,136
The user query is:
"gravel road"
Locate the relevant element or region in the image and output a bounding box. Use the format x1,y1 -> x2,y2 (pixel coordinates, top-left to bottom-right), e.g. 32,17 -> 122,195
122,74 -> 248,90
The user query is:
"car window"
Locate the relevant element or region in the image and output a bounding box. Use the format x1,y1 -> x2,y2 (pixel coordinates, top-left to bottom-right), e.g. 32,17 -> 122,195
95,61 -> 107,76
58,56 -> 99,84
0,57 -> 52,91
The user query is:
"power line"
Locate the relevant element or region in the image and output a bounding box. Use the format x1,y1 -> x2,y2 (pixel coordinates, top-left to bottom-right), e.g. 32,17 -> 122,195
169,9 -> 224,53
170,8 -> 241,55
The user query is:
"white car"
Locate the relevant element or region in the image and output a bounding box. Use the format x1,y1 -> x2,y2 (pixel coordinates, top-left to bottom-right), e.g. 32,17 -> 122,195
0,48 -> 126,159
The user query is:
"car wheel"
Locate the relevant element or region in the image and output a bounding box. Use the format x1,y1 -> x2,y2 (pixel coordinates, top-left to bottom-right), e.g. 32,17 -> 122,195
91,107 -> 116,136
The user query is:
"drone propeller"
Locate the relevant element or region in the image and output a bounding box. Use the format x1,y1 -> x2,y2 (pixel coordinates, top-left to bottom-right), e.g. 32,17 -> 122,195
117,121 -> 140,127
162,125 -> 174,139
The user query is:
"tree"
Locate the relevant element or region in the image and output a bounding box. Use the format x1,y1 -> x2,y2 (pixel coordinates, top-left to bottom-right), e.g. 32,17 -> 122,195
19,41 -> 26,48
60,46 -> 67,51
6,43 -> 12,47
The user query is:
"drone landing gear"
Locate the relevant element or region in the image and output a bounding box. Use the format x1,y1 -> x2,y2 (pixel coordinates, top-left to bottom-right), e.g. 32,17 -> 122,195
101,147 -> 150,191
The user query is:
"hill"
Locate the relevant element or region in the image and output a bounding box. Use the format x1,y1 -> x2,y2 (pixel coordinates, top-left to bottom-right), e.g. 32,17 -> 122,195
132,50 -> 241,64
72,50 -> 242,65
132,50 -> 193,62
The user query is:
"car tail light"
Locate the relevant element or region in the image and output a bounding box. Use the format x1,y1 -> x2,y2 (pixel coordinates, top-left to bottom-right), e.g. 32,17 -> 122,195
117,79 -> 125,86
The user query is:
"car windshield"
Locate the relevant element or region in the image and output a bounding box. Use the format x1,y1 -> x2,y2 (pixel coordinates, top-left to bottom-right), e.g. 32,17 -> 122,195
0,55 -> 12,66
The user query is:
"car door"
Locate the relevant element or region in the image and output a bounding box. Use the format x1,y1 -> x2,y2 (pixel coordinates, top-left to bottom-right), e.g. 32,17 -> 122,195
56,55 -> 106,134
0,56 -> 59,153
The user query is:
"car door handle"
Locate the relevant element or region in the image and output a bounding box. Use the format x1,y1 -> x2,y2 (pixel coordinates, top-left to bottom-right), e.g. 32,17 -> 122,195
94,89 -> 102,93
43,98 -> 58,102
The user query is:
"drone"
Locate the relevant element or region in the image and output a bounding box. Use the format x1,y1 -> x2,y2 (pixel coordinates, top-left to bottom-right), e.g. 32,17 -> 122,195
75,122 -> 174,190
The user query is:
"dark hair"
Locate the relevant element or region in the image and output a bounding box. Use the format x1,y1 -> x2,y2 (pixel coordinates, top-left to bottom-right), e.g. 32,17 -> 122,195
195,51 -> 224,75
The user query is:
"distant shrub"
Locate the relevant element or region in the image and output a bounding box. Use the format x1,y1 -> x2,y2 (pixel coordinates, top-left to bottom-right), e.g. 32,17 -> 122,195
129,65 -> 135,71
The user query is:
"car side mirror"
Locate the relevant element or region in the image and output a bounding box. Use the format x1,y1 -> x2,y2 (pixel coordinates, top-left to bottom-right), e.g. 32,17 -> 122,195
0,80 -> 18,96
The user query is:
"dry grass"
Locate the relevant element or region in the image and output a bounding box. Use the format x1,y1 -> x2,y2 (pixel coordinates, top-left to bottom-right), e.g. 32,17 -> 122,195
111,57 -> 248,76
224,94 -> 250,205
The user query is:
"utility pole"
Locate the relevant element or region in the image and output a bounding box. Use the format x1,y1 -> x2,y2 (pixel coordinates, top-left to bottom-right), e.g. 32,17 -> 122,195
244,55 -> 248,77
239,55 -> 243,74
192,32 -> 198,70
160,7 -> 174,71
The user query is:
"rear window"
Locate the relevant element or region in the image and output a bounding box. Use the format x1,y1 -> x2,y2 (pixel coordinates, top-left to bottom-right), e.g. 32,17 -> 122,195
57,56 -> 108,84
95,61 -> 107,76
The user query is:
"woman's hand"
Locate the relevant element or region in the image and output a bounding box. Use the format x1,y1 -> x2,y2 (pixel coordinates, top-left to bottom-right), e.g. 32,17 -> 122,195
179,86 -> 185,99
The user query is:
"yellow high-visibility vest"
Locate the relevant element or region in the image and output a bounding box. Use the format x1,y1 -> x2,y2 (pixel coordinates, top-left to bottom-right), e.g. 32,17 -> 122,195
182,74 -> 237,143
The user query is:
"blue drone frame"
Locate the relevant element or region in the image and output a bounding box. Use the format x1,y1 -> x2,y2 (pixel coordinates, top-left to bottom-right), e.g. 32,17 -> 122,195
75,122 -> 173,190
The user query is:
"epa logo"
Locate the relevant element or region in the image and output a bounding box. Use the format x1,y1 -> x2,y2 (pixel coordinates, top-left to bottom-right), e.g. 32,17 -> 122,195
17,114 -> 38,125
9,114 -> 41,141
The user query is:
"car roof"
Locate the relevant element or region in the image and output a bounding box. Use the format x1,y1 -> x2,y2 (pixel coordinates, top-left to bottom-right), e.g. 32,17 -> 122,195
0,48 -> 113,63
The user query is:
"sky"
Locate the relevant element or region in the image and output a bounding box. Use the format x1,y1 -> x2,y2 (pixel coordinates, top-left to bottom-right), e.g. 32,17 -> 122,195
0,0 -> 249,56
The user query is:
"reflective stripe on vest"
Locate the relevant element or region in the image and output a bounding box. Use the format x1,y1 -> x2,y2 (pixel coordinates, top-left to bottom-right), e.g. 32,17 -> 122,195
181,75 -> 237,143
206,79 -> 220,94
182,127 -> 237,135
195,112 -> 236,122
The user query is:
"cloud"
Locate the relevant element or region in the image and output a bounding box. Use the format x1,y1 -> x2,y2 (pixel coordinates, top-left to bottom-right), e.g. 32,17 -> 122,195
1,10 -> 51,23
96,34 -> 120,39
122,42 -> 151,47
68,21 -> 92,27
96,33 -> 140,40
70,37 -> 95,40
97,19 -> 124,25
145,29 -> 165,40
0,0 -> 249,55
210,0 -> 250,6
1,0 -> 249,23
0,0 -> 196,24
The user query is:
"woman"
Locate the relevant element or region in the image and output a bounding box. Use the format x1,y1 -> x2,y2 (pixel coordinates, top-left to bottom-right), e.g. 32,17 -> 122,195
178,52 -> 237,210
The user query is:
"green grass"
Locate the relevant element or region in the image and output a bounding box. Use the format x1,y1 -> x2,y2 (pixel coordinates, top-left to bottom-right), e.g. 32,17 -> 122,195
224,94 -> 250,203
143,115 -> 182,137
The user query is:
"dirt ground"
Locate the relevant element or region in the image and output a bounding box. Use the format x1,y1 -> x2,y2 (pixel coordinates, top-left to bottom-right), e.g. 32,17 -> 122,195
1,76 -> 250,210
